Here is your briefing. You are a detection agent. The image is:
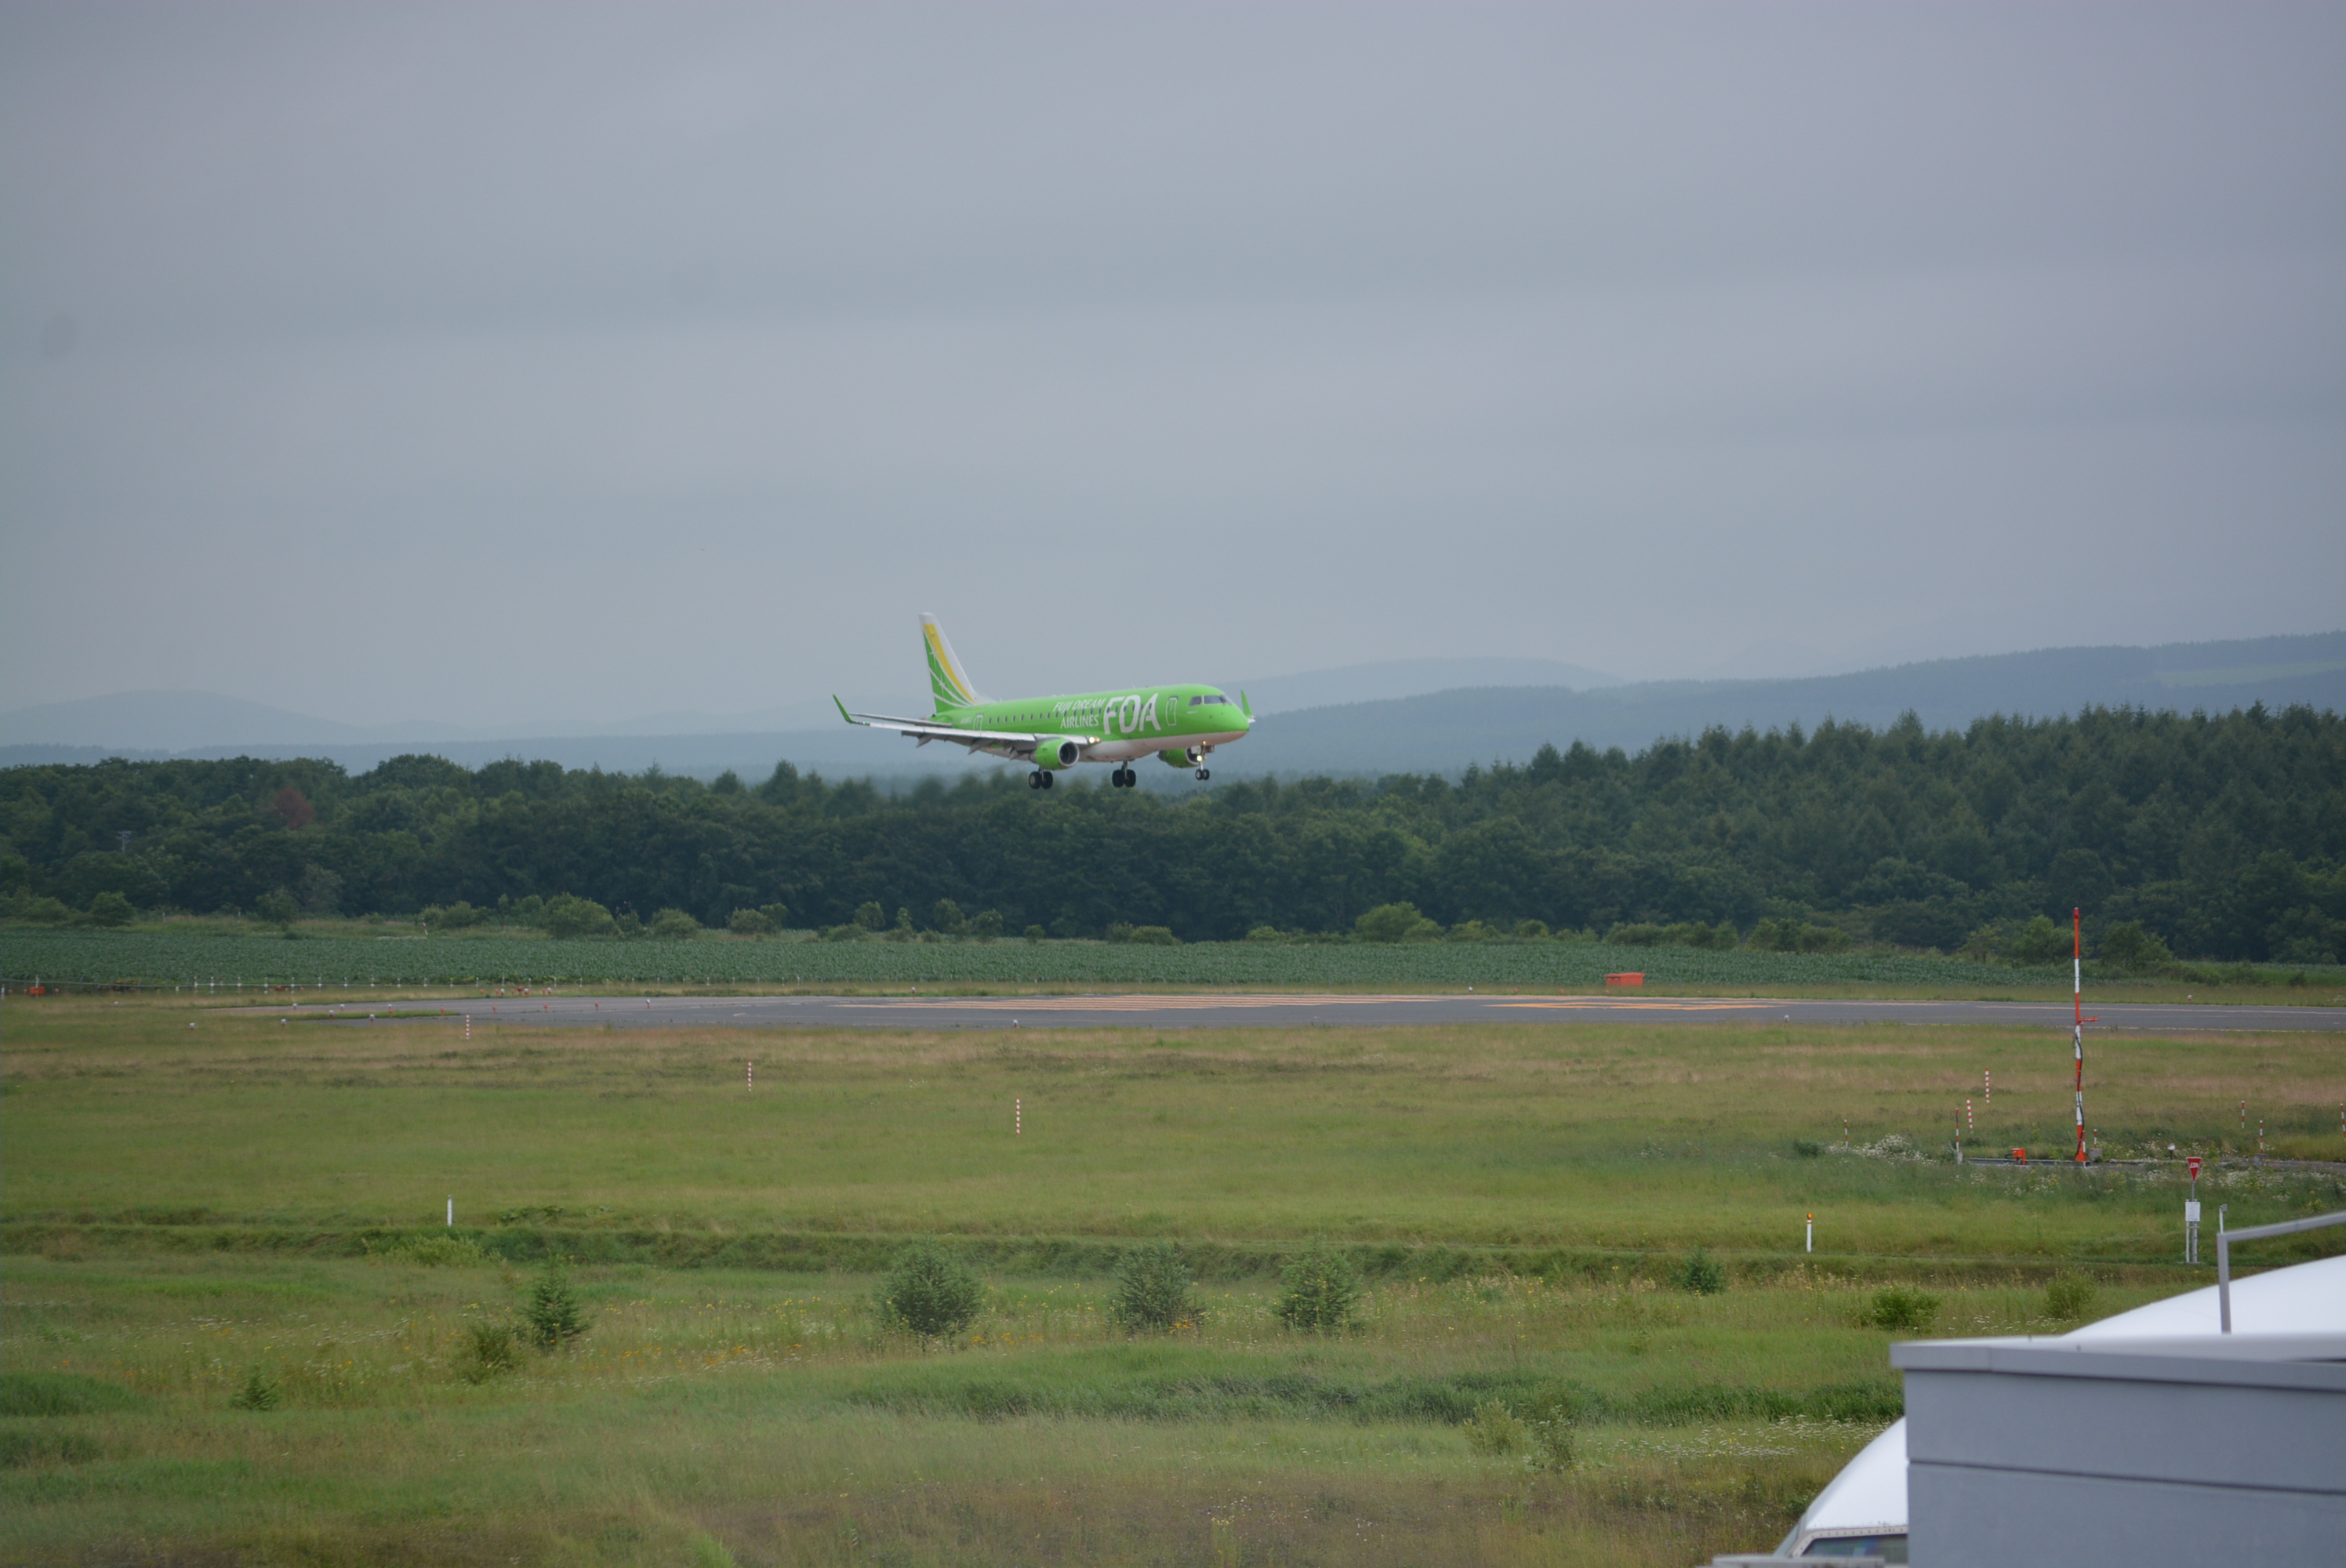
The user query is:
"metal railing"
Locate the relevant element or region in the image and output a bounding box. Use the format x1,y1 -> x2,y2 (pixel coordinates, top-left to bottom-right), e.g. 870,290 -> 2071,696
2217,1207 -> 2346,1332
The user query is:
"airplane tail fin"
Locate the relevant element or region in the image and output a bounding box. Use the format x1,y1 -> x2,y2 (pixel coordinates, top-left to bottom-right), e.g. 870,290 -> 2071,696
921,614 -> 987,713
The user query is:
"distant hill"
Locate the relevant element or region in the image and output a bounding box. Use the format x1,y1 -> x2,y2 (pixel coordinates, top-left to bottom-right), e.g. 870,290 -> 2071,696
2,633 -> 2337,782
1233,655 -> 1621,713
1236,633 -> 2346,775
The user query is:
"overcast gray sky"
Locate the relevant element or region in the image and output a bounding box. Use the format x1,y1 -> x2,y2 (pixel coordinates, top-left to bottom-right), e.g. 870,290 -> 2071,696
5,2 -> 2341,728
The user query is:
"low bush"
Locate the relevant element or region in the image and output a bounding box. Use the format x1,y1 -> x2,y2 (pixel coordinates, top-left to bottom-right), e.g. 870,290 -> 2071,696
366,1233 -> 488,1268
229,1369 -> 281,1410
82,891 -> 135,927
875,1241 -> 985,1339
1676,1247 -> 1727,1294
542,895 -> 616,939
1462,1400 -> 1525,1455
522,1261 -> 591,1348
1865,1285 -> 1941,1333
460,1321 -> 521,1383
1110,1241 -> 1200,1332
728,908 -> 777,936
645,908 -> 702,940
2044,1272 -> 2098,1321
1792,1138 -> 1823,1158
1275,1240 -> 1363,1334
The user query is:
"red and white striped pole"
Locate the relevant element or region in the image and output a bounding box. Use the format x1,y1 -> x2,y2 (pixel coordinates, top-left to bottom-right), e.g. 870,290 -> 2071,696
1966,1097 -> 1974,1131
1015,1096 -> 1022,1137
746,1060 -> 754,1091
463,1013 -> 471,1040
1985,1069 -> 1992,1107
2072,906 -> 2087,1164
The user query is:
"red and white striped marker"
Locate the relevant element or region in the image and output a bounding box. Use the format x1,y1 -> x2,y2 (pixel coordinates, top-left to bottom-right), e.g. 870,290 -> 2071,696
1966,1097 -> 1974,1131
1985,1069 -> 1992,1106
746,1060 -> 754,1091
1015,1096 -> 1022,1137
2072,907 -> 2090,1163
463,1014 -> 471,1040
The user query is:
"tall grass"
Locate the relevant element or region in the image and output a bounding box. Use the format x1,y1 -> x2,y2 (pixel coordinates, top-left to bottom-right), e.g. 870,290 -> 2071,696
4,995 -> 2338,1563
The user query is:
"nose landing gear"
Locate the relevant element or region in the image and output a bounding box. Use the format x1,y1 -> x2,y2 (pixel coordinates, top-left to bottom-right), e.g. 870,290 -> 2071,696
1193,768 -> 1211,782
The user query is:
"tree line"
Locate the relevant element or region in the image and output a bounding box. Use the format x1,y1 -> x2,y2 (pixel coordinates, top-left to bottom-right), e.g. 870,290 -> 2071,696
2,702 -> 2341,964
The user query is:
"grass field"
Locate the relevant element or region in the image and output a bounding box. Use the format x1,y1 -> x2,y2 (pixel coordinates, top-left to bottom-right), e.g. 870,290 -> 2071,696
10,926 -> 2346,1000
5,995 -> 2342,1565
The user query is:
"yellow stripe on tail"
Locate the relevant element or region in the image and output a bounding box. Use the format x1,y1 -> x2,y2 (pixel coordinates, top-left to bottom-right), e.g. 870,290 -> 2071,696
921,614 -> 986,713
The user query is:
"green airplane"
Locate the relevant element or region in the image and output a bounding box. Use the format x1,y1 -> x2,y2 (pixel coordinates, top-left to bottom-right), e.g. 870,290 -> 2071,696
836,615 -> 1252,789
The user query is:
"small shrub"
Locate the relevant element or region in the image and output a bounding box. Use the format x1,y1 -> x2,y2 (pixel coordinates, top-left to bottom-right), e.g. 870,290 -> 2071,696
2044,1272 -> 2098,1321
229,1369 -> 281,1410
1354,902 -> 1441,942
1865,1285 -> 1941,1333
1246,924 -> 1284,942
728,907 -> 776,936
1676,1247 -> 1727,1294
369,1232 -> 488,1267
1527,1416 -> 1576,1471
1793,1138 -> 1823,1158
875,1241 -> 985,1339
459,1320 -> 521,1383
82,891 -> 136,927
1513,920 -> 1549,938
646,907 -> 702,940
2099,920 -> 2174,973
1111,1241 -> 1200,1332
1125,925 -> 1178,946
543,895 -> 617,938
1023,925 -> 1047,942
521,1261 -> 590,1348
1462,1400 -> 1525,1455
1275,1239 -> 1362,1334
254,889 -> 299,928
968,909 -> 1003,941
854,902 -> 888,931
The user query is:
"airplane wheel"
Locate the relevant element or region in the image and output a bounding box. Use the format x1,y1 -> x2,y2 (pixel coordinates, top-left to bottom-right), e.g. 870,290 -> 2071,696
1028,771 -> 1043,789
1117,768 -> 1134,787
1195,768 -> 1211,781
1040,771 -> 1055,789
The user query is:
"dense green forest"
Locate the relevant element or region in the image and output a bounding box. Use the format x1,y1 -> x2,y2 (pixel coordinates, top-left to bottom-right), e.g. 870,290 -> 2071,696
2,705 -> 2341,964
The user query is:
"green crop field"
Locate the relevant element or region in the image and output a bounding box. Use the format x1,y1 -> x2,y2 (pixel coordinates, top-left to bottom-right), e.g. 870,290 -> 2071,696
16,926 -> 2342,999
4,994 -> 2341,1566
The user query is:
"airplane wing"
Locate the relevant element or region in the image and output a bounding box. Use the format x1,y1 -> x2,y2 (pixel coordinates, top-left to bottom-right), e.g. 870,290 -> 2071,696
834,698 -> 1087,757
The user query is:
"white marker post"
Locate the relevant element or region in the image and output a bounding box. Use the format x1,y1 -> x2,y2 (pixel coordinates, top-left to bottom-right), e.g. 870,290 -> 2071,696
1805,1213 -> 1814,1254
446,1196 -> 454,1229
2184,1156 -> 2203,1263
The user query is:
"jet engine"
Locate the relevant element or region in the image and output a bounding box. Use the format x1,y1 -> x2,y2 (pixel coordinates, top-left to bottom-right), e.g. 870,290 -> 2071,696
1033,737 -> 1084,769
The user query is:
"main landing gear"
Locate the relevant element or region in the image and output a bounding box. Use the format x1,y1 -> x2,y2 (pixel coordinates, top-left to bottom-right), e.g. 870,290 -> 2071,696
1110,767 -> 1136,788
1026,769 -> 1055,789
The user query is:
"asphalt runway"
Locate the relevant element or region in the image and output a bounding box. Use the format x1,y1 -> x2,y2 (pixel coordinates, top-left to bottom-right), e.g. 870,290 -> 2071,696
294,993 -> 2346,1033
